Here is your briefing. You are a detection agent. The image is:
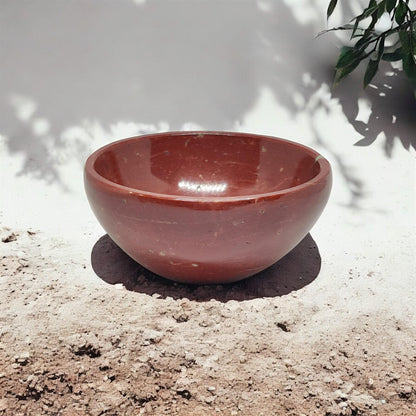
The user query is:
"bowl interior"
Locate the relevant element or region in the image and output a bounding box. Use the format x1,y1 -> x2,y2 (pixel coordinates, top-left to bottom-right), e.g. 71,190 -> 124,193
93,133 -> 321,197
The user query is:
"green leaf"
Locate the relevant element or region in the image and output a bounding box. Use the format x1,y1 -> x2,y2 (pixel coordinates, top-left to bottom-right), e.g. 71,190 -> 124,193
327,0 -> 338,19
378,36 -> 385,59
316,24 -> 357,38
400,29 -> 414,55
364,59 -> 379,87
362,36 -> 385,88
335,46 -> 363,68
325,0 -> 416,90
402,51 -> 416,84
395,0 -> 407,25
360,0 -> 379,19
400,30 -> 416,83
334,58 -> 362,86
358,4 -> 380,41
360,6 -> 379,19
351,18 -> 360,39
386,0 -> 396,14
356,34 -> 375,50
377,0 -> 386,18
351,28 -> 366,39
382,47 -> 403,61
351,0 -> 377,21
368,8 -> 380,30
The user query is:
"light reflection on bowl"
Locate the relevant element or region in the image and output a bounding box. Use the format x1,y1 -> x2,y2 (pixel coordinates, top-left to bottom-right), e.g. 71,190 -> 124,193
178,180 -> 228,193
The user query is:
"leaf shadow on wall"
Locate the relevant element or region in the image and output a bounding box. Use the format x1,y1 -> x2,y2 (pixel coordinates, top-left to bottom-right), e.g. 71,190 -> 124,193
90,233 -> 321,302
254,0 -> 416,206
330,62 -> 416,157
321,0 -> 416,157
0,0 -> 262,186
1,0 -> 414,193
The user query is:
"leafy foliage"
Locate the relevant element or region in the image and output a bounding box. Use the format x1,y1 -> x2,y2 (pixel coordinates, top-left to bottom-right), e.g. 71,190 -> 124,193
323,0 -> 416,91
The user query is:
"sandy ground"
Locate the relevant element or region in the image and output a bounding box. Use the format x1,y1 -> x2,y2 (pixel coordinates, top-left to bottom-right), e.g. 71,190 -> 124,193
1,1 -> 416,415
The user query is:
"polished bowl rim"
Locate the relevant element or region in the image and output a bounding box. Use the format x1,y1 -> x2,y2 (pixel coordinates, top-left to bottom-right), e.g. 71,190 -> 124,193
84,131 -> 331,206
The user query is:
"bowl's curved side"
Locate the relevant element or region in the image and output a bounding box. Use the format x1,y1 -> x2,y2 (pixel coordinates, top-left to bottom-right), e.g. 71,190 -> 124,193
84,156 -> 332,284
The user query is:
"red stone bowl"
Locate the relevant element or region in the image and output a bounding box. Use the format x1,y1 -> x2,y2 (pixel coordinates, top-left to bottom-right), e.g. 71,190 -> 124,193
84,131 -> 332,284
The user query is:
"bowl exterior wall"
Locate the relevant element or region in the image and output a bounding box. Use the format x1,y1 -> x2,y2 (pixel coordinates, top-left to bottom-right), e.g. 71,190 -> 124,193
85,169 -> 331,284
